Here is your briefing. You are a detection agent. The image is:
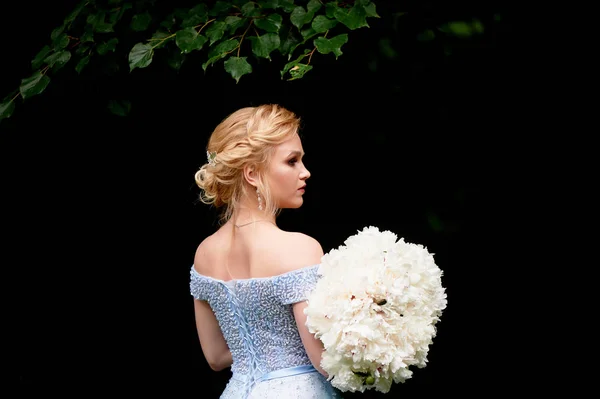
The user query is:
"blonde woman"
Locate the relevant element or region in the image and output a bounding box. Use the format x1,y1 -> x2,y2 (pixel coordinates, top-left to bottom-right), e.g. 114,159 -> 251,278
190,104 -> 340,398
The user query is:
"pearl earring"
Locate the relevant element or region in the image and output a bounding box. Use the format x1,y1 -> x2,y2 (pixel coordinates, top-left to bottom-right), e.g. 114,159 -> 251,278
257,188 -> 263,211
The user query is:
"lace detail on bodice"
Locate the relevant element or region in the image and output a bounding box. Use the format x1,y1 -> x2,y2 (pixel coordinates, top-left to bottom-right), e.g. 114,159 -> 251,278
189,265 -> 320,376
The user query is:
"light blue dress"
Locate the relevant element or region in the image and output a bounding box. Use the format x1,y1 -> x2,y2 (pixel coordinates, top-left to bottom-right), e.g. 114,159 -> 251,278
190,264 -> 341,399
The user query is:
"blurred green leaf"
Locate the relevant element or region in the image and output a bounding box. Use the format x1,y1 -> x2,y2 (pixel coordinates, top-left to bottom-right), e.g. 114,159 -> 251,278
32,45 -> 52,69
97,38 -> 119,55
19,71 -> 51,99
44,50 -> 71,69
131,12 -> 152,31
107,99 -> 131,116
75,55 -> 91,73
0,99 -> 15,120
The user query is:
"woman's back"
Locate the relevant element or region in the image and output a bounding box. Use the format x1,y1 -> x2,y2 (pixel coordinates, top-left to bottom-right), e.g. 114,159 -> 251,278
191,222 -> 340,398
195,221 -> 316,280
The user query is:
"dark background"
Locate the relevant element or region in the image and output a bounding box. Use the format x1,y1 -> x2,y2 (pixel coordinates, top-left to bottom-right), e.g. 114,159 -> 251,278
4,1 -> 532,397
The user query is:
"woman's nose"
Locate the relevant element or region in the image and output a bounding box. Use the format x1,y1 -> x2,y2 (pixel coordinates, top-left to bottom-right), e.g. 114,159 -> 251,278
300,166 -> 310,180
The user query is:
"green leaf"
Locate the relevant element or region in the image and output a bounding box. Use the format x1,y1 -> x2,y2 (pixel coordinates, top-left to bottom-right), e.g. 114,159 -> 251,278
364,1 -> 380,18
224,56 -> 252,83
87,11 -> 107,31
290,7 -> 307,30
279,1 -> 296,13
280,49 -> 309,77
86,10 -> 115,33
32,45 -> 52,69
97,38 -> 119,55
149,31 -> 174,49
181,4 -> 208,28
203,39 -> 239,70
19,71 -> 51,99
64,1 -> 86,24
205,21 -> 227,45
0,99 -> 15,120
225,16 -> 246,34
301,27 -> 317,40
76,43 -> 91,55
51,26 -> 64,41
75,55 -> 91,73
175,28 -> 208,53
107,99 -> 131,116
258,0 -> 279,9
288,63 -> 312,80
334,3 -> 369,30
254,13 -> 283,33
311,15 -> 337,33
307,0 -> 322,13
325,3 -> 337,18
208,38 -> 239,58
53,33 -> 70,50
95,22 -> 115,33
241,2 -> 261,17
314,33 -> 348,58
287,28 -> 317,59
208,1 -> 230,16
81,30 -> 94,43
44,50 -> 71,69
128,43 -> 154,71
249,33 -> 280,59
131,12 -> 152,31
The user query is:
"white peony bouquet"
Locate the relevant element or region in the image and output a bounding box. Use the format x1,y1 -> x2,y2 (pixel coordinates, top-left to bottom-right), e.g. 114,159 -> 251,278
304,226 -> 448,393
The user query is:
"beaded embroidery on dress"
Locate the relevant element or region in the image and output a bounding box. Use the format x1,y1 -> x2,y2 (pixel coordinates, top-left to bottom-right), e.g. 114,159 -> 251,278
190,264 -> 341,399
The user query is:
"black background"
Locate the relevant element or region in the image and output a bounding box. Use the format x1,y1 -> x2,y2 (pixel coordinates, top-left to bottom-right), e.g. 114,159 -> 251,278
4,1 -> 534,397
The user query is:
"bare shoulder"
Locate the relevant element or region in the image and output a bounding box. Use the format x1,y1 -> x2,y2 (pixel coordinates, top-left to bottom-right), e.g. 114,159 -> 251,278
276,231 -> 324,273
192,233 -> 219,275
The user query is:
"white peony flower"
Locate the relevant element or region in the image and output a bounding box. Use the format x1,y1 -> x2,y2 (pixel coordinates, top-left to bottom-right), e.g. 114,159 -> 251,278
304,226 -> 448,393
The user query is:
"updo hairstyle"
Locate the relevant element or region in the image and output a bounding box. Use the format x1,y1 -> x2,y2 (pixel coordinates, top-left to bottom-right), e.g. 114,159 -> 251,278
194,104 -> 301,224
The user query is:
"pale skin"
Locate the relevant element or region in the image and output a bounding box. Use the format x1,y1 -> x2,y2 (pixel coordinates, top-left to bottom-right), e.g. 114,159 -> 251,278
193,134 -> 329,376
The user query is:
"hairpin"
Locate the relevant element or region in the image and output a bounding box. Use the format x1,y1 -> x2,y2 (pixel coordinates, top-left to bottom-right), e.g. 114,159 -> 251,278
206,150 -> 218,167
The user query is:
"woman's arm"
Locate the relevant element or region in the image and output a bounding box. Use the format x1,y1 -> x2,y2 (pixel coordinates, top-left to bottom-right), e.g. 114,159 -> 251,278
293,300 -> 328,377
194,299 -> 232,371
286,233 -> 328,377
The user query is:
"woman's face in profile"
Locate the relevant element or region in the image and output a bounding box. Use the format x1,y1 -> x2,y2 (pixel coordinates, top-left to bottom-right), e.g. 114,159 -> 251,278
266,134 -> 310,209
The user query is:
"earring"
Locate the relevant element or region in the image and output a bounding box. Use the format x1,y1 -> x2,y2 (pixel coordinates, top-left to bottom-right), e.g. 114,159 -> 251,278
257,188 -> 263,211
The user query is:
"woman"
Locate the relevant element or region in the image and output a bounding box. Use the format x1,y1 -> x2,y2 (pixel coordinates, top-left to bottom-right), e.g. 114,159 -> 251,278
190,104 -> 340,398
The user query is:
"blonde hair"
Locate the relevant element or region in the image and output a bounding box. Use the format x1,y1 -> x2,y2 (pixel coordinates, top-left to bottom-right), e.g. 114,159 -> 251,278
194,104 -> 301,224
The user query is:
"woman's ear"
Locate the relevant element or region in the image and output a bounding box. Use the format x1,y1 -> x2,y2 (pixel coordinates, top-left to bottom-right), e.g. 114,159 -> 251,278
243,164 -> 258,188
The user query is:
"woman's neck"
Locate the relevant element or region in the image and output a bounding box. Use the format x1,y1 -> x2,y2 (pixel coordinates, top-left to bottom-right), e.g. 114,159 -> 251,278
231,207 -> 275,226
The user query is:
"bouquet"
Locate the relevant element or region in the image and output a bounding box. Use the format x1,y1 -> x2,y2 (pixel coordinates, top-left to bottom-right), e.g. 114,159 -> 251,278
304,226 -> 448,393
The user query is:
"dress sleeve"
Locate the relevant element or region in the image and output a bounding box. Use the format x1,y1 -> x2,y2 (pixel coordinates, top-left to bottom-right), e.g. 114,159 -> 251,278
189,267 -> 211,301
275,265 -> 321,305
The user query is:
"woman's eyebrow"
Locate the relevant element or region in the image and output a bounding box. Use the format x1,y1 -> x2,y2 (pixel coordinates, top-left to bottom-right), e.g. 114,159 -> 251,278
287,150 -> 304,157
